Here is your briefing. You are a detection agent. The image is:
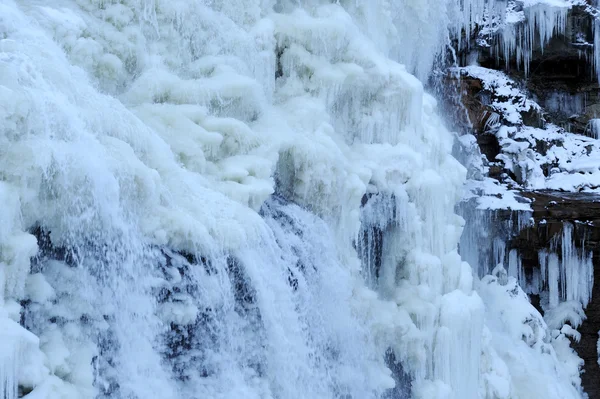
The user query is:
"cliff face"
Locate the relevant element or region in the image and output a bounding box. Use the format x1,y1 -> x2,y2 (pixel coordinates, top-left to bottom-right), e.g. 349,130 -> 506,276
451,2 -> 600,396
480,3 -> 599,135
512,194 -> 600,398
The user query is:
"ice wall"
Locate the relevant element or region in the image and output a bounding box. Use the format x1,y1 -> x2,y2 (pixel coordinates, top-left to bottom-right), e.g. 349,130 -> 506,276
0,1 -> 588,399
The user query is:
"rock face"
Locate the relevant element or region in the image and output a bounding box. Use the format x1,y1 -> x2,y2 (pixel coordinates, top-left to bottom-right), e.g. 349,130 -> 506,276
450,2 -> 600,396
512,192 -> 600,397
478,3 -> 600,135
575,277 -> 600,399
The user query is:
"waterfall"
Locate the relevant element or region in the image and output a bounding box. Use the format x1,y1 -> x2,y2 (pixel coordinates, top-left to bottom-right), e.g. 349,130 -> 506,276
0,0 -> 589,398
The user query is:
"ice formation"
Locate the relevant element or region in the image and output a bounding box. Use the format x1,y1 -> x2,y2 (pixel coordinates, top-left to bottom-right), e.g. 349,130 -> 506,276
475,0 -> 590,77
532,224 -> 594,311
0,1 -> 591,399
499,1 -> 570,76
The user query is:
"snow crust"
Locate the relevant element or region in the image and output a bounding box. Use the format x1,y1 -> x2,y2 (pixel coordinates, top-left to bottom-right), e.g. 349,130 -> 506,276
0,1 -> 589,399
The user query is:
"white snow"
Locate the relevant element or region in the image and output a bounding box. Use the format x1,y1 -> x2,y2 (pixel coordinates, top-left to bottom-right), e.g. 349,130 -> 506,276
478,275 -> 583,398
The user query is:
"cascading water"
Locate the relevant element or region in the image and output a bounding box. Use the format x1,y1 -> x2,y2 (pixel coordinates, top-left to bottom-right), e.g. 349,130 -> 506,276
0,0 -> 591,398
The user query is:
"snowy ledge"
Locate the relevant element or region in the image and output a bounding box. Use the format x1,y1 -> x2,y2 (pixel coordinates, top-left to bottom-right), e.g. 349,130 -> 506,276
455,65 -> 600,212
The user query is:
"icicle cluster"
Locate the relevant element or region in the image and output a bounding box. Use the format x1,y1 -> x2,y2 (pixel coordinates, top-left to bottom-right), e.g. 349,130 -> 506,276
498,2 -> 569,76
538,223 -> 594,309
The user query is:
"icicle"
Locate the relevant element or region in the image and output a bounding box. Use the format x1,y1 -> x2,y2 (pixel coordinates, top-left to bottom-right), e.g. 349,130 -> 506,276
507,249 -> 524,285
543,223 -> 594,309
499,2 -> 569,76
597,331 -> 600,367
559,225 -> 569,301
0,349 -> 18,399
548,253 -> 560,309
0,258 -> 18,399
516,210 -> 533,231
527,268 -> 542,295
0,319 -> 24,399
560,223 -> 594,307
594,18 -> 600,83
539,249 -> 548,288
493,238 -> 506,268
587,119 -> 600,139
454,0 -> 508,52
358,191 -> 409,289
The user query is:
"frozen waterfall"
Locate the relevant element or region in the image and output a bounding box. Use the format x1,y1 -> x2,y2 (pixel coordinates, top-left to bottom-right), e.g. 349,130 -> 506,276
0,1 -> 590,399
